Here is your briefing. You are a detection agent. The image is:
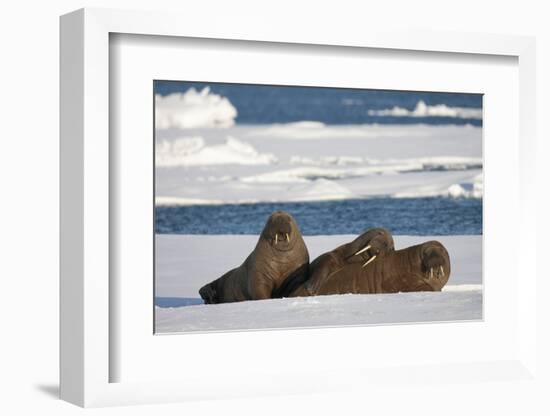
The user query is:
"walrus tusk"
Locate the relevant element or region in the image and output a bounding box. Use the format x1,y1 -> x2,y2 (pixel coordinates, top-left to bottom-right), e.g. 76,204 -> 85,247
430,268 -> 433,279
275,234 -> 278,244
362,255 -> 377,268
286,233 -> 290,242
439,265 -> 444,279
355,245 -> 371,256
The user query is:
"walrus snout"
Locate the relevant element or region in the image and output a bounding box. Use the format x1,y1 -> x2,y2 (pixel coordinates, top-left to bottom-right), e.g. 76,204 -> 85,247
344,227 -> 395,267
264,211 -> 298,246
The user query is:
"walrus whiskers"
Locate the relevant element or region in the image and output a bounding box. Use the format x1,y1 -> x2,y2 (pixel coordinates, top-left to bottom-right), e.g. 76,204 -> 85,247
355,245 -> 371,256
362,255 -> 377,268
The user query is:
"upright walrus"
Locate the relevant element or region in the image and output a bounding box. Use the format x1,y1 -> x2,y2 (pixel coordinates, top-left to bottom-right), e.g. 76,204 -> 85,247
290,228 -> 395,297
291,240 -> 450,296
199,211 -> 309,304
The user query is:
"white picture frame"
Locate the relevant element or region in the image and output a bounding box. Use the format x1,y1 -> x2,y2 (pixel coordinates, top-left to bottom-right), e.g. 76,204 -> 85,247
60,8 -> 537,408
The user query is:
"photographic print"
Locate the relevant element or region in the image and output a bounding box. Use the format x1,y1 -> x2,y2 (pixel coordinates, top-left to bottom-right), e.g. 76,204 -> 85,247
154,81 -> 482,333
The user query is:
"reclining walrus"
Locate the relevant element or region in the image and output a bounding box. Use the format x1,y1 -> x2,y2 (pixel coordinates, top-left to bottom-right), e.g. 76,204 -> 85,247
199,211 -> 309,304
290,228 -> 395,297
290,238 -> 450,296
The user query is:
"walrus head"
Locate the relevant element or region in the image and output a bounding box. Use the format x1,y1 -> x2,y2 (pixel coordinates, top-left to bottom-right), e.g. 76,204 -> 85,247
384,240 -> 451,293
261,211 -> 301,252
416,241 -> 451,291
343,227 -> 395,267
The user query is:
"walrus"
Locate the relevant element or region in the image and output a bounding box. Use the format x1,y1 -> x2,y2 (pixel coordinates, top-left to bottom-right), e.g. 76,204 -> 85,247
291,240 -> 450,296
289,228 -> 395,297
198,211 -> 309,304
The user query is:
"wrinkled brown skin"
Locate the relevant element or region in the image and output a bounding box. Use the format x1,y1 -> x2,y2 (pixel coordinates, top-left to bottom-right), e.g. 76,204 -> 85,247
290,228 -> 395,297
292,240 -> 450,296
198,211 -> 309,304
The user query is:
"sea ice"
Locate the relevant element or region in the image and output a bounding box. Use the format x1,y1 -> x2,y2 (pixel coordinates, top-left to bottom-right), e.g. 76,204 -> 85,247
368,100 -> 483,119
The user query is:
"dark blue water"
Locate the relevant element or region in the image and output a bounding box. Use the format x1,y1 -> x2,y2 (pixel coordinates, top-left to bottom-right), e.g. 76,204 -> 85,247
155,197 -> 482,236
154,81 -> 482,126
155,297 -> 203,307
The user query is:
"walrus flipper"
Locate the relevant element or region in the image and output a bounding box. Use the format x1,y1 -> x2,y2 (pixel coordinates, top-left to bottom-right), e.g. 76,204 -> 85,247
198,284 -> 217,304
198,268 -> 236,304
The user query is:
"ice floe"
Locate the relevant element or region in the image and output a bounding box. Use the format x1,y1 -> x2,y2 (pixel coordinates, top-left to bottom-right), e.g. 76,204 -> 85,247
155,87 -> 238,129
368,100 -> 482,119
156,136 -> 277,167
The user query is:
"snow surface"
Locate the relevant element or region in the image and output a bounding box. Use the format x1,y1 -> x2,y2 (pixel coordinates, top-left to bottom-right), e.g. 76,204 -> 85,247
156,136 -> 277,167
155,234 -> 482,333
155,124 -> 483,205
